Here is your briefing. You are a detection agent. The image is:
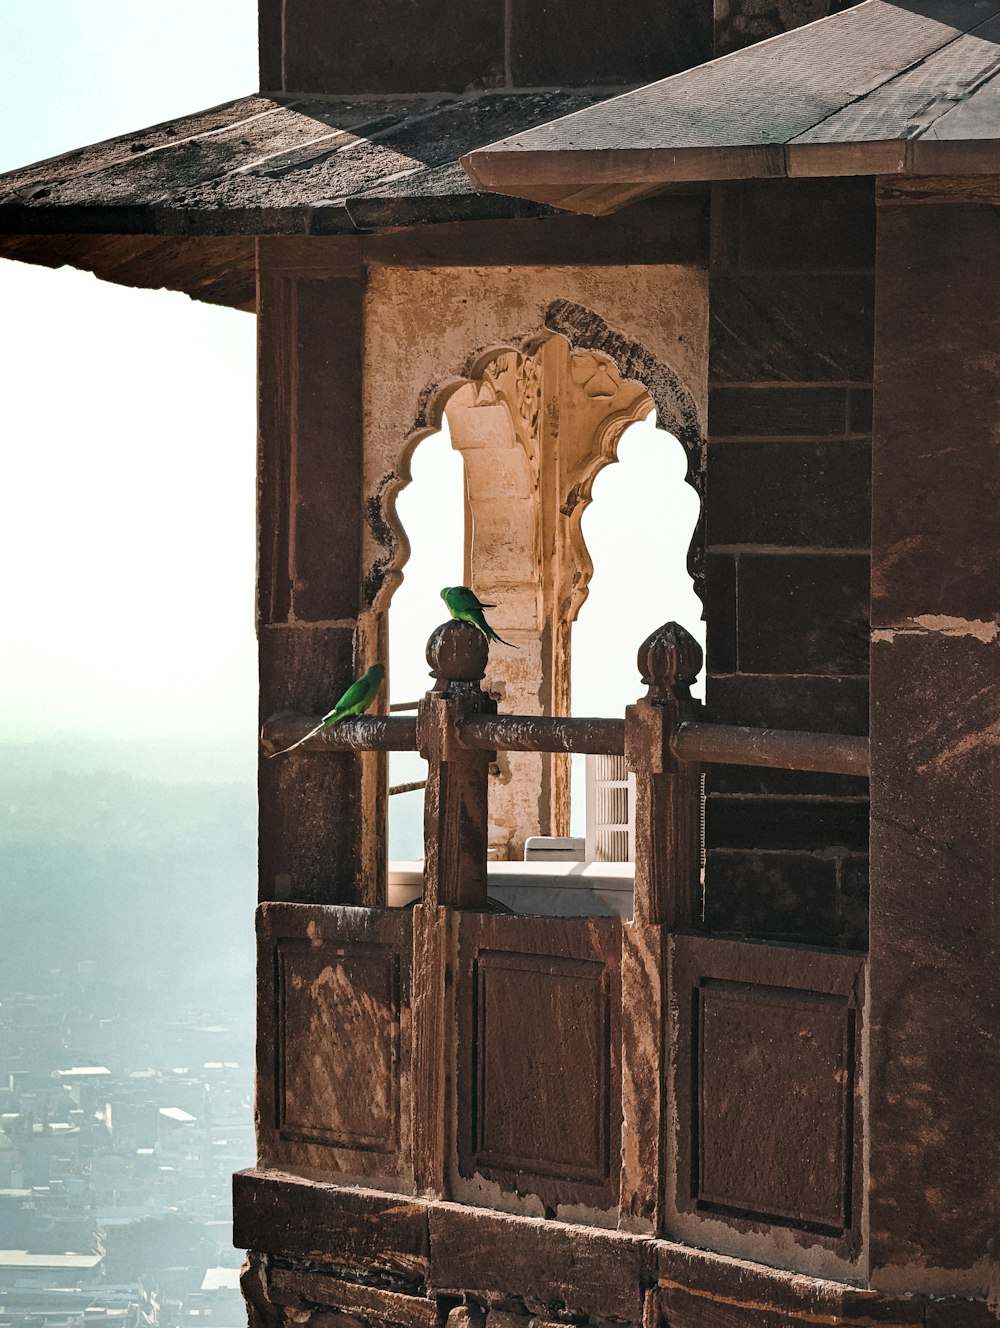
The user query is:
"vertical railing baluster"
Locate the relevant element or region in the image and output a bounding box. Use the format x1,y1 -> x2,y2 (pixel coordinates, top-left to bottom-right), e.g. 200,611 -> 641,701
418,620 -> 496,910
619,622 -> 703,1232
411,619 -> 496,1195
627,622 -> 703,929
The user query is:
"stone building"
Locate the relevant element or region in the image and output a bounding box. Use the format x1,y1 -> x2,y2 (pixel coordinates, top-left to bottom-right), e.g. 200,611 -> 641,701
1,1 -> 997,1326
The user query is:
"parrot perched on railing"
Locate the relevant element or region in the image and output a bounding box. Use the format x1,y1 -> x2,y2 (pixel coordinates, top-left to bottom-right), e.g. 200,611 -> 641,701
266,662 -> 385,757
440,586 -> 516,648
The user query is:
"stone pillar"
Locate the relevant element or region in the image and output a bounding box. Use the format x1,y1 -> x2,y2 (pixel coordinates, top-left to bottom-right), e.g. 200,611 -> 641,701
257,237 -> 383,905
867,181 -> 1000,1296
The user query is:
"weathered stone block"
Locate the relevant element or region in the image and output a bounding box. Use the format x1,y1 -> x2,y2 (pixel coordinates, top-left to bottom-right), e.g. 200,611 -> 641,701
872,201 -> 1000,627
707,440 -> 871,546
511,0 -> 710,86
727,176 -> 871,272
737,554 -> 870,675
710,274 -> 874,383
258,624 -> 356,716
706,673 -> 870,733
258,625 -> 361,904
869,632 -> 1000,1277
731,176 -> 876,271
709,386 -> 848,437
280,0 -> 505,94
706,761 -> 869,799
695,973 -> 854,1228
704,849 -> 838,942
707,796 -> 869,853
704,553 -> 737,673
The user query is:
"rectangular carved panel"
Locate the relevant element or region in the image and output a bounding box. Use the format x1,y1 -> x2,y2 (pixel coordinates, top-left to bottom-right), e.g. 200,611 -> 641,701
672,935 -> 864,1253
257,903 -> 412,1184
697,979 -> 852,1230
475,951 -> 609,1180
457,914 -> 621,1213
278,940 -> 398,1149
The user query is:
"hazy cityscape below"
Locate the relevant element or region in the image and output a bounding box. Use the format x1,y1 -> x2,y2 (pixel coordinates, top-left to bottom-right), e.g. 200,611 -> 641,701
0,741 -> 258,1328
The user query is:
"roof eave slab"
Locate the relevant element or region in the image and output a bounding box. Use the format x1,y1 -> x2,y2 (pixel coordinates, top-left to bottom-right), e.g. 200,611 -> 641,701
462,0 -> 1000,215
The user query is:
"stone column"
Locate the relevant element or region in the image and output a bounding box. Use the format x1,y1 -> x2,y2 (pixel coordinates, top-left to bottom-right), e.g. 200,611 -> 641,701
257,237 -> 383,905
867,180 -> 1000,1296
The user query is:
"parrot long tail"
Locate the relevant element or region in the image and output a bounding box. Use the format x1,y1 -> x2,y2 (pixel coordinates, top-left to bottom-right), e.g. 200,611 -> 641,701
485,623 -> 517,649
266,715 -> 335,758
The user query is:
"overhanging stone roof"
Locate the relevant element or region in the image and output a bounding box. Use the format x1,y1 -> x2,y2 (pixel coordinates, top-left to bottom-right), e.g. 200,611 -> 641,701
0,89 -> 613,237
463,0 -> 1000,215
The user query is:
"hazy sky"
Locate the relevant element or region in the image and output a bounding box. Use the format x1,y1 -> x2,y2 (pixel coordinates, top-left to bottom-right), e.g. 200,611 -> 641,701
0,4 -> 259,746
0,5 -> 703,774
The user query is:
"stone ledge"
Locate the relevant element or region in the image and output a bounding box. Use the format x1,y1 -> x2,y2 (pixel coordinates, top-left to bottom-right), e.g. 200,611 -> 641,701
234,1171 -> 998,1328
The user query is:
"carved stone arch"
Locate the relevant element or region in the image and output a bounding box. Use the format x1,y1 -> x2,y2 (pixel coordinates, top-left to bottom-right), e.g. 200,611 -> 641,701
544,298 -> 707,600
367,327 -> 704,618
366,314 -> 705,859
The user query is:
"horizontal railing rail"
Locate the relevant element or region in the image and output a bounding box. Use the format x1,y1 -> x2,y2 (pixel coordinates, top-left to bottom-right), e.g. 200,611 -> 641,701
261,714 -> 417,755
672,721 -> 869,777
262,710 -> 867,776
458,714 -> 626,755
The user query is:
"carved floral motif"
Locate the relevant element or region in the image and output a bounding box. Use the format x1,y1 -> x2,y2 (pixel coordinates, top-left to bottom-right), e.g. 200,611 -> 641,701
570,351 -> 620,400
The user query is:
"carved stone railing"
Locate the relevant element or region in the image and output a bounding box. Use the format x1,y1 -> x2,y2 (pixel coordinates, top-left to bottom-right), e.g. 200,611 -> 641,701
259,619 -> 869,781
252,619 -> 873,1277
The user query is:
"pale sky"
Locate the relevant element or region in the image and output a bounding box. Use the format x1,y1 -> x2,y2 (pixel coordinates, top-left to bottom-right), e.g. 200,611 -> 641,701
0,3 -> 259,746
0,5 -> 704,802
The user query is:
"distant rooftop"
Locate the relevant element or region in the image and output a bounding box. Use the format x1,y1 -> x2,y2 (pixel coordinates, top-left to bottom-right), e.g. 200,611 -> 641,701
200,1269 -> 241,1293
0,1251 -> 103,1269
158,1108 -> 197,1124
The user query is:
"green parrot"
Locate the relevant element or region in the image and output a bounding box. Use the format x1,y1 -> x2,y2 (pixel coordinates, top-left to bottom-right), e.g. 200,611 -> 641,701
440,586 -> 516,648
267,662 -> 385,758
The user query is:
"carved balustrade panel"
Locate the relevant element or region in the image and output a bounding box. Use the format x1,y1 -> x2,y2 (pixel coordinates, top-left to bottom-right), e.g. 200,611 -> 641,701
454,912 -> 622,1216
256,902 -> 413,1187
670,933 -> 865,1258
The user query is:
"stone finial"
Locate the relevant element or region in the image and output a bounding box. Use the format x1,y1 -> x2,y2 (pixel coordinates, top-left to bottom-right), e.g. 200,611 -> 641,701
637,621 -> 703,702
426,619 -> 489,687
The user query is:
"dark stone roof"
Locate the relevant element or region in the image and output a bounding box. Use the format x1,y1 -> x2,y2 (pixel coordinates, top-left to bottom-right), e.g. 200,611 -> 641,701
464,0 -> 1000,215
0,89 -> 613,236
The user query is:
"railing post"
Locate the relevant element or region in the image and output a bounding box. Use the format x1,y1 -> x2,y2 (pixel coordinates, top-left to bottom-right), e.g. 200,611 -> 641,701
417,619 -> 496,910
411,619 -> 496,1196
619,621 -> 703,1233
626,621 -> 703,929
